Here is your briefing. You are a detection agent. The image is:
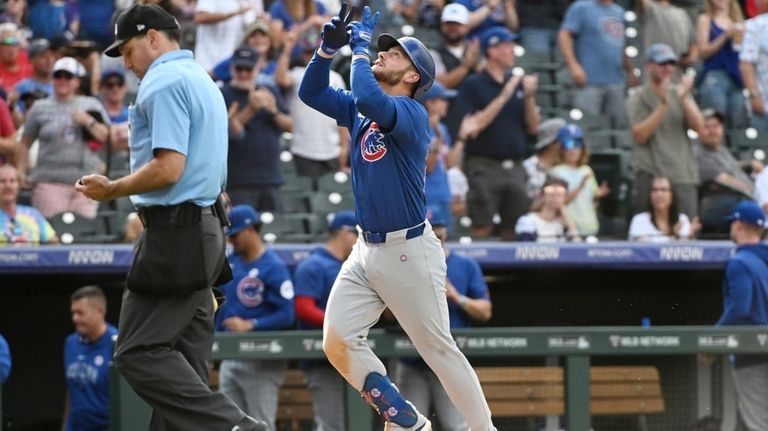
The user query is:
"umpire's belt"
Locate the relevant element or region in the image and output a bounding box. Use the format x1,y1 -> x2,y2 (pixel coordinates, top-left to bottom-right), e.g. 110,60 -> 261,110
137,202 -> 215,228
361,222 -> 425,244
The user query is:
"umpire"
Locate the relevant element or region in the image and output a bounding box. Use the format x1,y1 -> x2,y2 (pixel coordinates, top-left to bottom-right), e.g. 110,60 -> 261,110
75,4 -> 267,431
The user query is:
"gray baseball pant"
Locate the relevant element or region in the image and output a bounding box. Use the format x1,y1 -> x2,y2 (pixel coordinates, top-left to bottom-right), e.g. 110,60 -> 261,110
393,361 -> 467,431
304,364 -> 348,431
323,221 -> 496,431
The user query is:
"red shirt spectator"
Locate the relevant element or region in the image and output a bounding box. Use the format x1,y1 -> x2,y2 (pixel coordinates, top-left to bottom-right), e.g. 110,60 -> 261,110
0,24 -> 32,95
0,98 -> 16,164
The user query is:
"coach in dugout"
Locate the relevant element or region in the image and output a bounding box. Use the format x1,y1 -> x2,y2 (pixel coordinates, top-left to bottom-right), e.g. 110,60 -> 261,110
716,200 -> 768,431
62,286 -> 117,431
216,204 -> 295,431
75,4 -> 266,430
293,211 -> 358,431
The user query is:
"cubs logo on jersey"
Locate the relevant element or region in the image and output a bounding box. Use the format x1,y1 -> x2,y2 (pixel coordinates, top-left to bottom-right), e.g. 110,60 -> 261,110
361,122 -> 387,162
237,274 -> 265,307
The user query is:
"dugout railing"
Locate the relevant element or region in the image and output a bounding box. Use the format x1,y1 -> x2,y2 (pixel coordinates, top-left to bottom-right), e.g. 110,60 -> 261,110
97,326 -> 768,431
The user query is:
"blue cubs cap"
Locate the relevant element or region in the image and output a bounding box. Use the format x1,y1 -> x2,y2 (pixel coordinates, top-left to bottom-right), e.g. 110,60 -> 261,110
426,205 -> 448,227
725,200 -> 766,227
558,124 -> 584,150
329,211 -> 357,232
227,204 -> 261,236
480,27 -> 519,53
645,43 -> 678,64
101,67 -> 125,82
419,81 -> 457,102
232,46 -> 258,69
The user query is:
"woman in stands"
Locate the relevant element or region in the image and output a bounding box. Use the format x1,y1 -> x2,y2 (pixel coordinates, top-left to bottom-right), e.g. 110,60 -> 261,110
628,176 -> 700,242
696,0 -> 746,127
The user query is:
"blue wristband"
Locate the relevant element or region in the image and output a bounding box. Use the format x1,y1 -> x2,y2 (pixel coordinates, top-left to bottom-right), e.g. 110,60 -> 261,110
352,45 -> 370,56
320,44 -> 337,56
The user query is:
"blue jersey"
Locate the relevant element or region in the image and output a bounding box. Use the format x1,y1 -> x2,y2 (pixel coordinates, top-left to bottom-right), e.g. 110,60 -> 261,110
299,55 -> 431,234
0,334 -> 10,384
216,249 -> 295,331
64,325 -> 118,431
446,252 -> 490,328
293,247 -> 342,330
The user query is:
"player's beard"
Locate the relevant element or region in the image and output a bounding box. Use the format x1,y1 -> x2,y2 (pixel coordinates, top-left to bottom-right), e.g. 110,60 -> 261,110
373,67 -> 408,88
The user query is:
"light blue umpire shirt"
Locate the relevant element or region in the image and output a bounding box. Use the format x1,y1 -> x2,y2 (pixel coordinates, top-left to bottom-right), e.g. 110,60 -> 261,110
128,49 -> 228,208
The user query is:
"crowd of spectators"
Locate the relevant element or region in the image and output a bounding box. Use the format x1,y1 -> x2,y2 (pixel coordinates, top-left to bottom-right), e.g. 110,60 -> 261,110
0,1 -> 767,428
0,0 -> 763,246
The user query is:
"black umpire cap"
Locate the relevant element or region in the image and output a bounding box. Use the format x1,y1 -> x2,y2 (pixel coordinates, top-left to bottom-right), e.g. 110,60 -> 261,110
104,4 -> 180,57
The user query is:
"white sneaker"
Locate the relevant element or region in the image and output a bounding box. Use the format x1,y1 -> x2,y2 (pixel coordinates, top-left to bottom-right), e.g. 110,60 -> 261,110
383,414 -> 431,430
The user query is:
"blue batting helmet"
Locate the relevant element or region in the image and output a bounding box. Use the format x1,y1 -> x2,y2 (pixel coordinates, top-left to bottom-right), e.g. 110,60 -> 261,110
377,34 -> 435,98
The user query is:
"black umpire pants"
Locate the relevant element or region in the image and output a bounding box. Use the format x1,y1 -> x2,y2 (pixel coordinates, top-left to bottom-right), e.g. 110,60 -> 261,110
114,211 -> 244,431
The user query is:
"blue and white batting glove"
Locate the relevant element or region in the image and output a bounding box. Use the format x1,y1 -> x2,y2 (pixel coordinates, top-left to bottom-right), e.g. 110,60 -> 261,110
346,6 -> 380,56
320,3 -> 353,55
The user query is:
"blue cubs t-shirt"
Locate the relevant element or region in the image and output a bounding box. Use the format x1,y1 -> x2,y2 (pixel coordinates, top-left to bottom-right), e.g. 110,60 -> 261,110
64,325 -> 118,431
446,252 -> 490,328
216,249 -> 295,331
293,247 -> 342,330
561,0 -> 626,86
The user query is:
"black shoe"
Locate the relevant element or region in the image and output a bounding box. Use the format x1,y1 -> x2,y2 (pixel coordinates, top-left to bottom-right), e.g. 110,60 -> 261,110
231,416 -> 269,431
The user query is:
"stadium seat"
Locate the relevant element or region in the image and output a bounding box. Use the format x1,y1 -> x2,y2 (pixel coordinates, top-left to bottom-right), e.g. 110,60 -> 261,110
316,171 -> 353,194
612,130 -> 634,150
309,192 -> 355,214
727,129 -> 762,152
575,112 -> 608,131
47,212 -> 99,244
584,131 -> 613,152
282,190 -> 312,213
260,214 -> 314,243
281,175 -> 314,193
590,150 -> 632,221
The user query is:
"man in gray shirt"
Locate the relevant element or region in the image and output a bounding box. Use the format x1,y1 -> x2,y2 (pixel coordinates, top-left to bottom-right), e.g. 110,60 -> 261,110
698,109 -> 763,232
626,43 -> 703,218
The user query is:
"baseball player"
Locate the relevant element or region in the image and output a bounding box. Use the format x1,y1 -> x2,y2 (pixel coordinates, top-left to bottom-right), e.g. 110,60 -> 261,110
393,207 -> 492,431
294,211 -> 359,431
216,204 -> 296,431
298,4 -> 496,430
63,286 -> 118,431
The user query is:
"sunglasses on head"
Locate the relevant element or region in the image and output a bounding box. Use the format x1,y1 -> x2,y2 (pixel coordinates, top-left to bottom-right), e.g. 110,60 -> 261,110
562,138 -> 584,150
53,71 -> 76,80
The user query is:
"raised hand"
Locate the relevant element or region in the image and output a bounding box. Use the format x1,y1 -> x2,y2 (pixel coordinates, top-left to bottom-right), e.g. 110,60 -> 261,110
320,2 -> 354,55
347,5 -> 380,56
676,73 -> 695,99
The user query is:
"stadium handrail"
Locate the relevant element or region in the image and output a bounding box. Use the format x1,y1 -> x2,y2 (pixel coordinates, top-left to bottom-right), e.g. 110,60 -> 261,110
107,326 -> 768,431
